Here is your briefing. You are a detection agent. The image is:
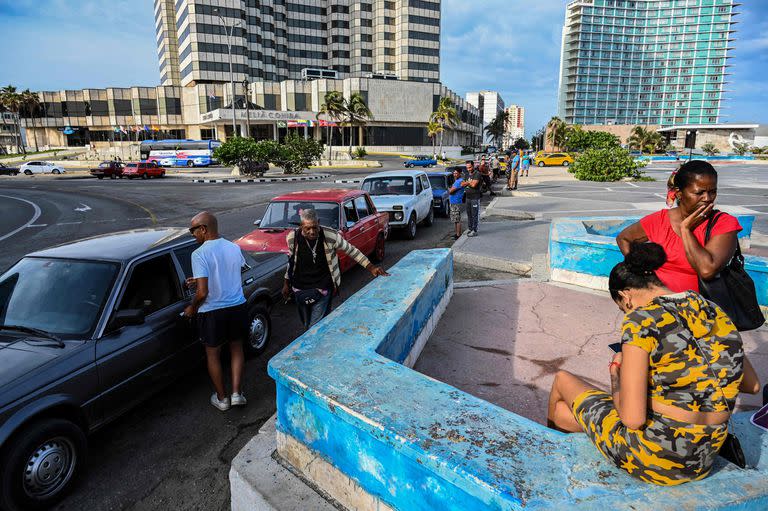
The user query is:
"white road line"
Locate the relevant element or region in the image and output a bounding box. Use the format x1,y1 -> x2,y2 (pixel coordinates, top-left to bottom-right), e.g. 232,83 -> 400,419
57,221 -> 83,225
625,181 -> 639,188
28,224 -> 47,228
0,194 -> 43,242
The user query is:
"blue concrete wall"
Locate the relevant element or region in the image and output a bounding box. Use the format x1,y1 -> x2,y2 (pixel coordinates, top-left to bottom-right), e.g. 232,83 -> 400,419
550,216 -> 768,307
270,248 -> 768,510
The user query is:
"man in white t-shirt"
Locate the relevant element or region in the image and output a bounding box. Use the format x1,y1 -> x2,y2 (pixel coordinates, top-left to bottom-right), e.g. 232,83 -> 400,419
184,211 -> 247,411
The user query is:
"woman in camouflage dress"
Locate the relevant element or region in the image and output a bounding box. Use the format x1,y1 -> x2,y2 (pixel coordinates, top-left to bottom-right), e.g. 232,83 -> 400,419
547,242 -> 761,485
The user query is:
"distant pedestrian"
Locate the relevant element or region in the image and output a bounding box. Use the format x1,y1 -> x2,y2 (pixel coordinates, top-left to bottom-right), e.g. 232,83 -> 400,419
479,155 -> 496,196
507,151 -> 521,190
185,211 -> 248,412
283,208 -> 389,330
462,160 -> 482,237
491,154 -> 501,180
522,152 -> 531,177
448,167 -> 465,240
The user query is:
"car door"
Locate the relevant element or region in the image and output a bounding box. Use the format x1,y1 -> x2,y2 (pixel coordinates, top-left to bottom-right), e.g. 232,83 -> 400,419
353,195 -> 376,255
341,199 -> 363,271
418,174 -> 432,218
94,252 -> 192,422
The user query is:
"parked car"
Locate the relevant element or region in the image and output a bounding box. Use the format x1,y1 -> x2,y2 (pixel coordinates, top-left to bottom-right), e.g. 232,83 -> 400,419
0,228 -> 286,510
89,161 -> 124,179
533,153 -> 574,167
19,161 -> 65,175
123,161 -> 164,179
404,155 -> 437,168
426,171 -> 453,217
0,163 -> 19,176
235,189 -> 389,270
361,170 -> 433,240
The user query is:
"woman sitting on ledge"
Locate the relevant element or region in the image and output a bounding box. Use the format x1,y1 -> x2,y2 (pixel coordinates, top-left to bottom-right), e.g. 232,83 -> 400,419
547,242 -> 760,486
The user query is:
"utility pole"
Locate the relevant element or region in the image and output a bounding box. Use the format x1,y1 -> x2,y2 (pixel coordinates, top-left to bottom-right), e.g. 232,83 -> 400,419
215,9 -> 240,139
243,78 -> 250,138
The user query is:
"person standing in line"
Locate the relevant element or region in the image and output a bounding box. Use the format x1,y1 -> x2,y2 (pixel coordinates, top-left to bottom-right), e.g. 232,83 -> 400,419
507,151 -> 521,190
521,152 -> 531,177
491,154 -> 501,181
283,208 -> 389,330
185,211 -> 249,412
448,167 -> 465,240
479,155 -> 496,196
462,160 -> 482,237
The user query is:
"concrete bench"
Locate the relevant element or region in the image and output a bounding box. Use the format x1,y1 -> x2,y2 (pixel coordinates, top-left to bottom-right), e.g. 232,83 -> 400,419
256,249 -> 768,510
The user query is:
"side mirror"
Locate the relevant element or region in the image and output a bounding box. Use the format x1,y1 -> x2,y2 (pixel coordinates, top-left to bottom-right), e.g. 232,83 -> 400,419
253,219 -> 261,226
346,221 -> 355,229
110,308 -> 146,329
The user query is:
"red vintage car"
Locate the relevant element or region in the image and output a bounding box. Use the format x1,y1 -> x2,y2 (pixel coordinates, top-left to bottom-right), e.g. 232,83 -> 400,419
235,189 -> 389,271
123,161 -> 165,179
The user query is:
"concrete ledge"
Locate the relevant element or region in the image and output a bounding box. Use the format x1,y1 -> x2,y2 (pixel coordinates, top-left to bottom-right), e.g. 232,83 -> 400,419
453,250 -> 532,276
334,178 -> 362,184
193,174 -> 330,184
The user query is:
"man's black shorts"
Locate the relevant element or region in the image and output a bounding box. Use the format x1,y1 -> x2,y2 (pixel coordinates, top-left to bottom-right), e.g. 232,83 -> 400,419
197,303 -> 249,348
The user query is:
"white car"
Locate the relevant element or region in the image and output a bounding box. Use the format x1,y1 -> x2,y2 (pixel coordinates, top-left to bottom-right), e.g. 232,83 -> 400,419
19,161 -> 65,175
361,170 -> 434,240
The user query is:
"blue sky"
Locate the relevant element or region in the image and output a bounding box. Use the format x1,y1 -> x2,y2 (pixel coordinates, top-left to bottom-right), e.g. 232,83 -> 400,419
1,0 -> 766,137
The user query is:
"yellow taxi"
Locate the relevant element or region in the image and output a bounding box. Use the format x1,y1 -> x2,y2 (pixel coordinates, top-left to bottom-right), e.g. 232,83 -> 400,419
533,152 -> 575,167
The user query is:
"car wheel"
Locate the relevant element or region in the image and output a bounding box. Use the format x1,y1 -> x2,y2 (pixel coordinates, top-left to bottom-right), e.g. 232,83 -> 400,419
538,161 -> 545,167
159,171 -> 165,178
52,169 -> 61,175
24,169 -> 32,175
423,206 -> 434,226
371,233 -> 386,263
141,173 -> 148,180
0,418 -> 86,511
563,161 -> 570,167
404,213 -> 417,240
187,161 -> 194,168
245,303 -> 271,356
97,176 -> 103,180
109,173 -> 116,179
443,199 -> 450,217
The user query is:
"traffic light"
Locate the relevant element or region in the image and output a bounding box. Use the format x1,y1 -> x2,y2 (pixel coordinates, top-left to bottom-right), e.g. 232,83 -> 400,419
684,130 -> 697,150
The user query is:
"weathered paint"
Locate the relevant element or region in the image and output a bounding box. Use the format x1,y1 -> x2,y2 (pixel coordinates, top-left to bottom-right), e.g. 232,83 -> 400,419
550,216 -> 768,307
269,248 -> 768,510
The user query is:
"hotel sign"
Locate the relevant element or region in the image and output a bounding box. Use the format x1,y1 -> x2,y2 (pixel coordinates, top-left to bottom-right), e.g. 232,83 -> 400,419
201,109 -> 318,123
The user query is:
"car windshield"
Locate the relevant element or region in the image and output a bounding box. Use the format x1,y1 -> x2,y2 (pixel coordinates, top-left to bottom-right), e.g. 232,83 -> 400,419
126,163 -> 137,168
260,201 -> 340,229
362,177 -> 414,196
0,258 -> 119,339
428,176 -> 447,190
99,162 -> 110,168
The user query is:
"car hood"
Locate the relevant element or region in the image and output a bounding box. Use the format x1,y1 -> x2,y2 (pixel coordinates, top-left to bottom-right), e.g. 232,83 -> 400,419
0,334 -> 84,388
235,228 -> 291,253
369,195 -> 416,210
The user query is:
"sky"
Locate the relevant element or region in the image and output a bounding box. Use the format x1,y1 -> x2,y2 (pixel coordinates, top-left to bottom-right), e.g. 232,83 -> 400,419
1,0 -> 766,138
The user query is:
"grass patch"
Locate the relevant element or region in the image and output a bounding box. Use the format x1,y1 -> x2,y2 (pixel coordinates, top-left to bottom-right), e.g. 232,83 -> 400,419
632,176 -> 656,182
0,149 -> 59,160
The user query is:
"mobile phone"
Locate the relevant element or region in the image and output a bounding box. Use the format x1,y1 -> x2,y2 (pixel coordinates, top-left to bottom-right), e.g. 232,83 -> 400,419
608,342 -> 622,353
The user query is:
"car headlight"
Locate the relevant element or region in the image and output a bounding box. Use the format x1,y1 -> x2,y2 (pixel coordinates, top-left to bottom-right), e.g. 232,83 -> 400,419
393,205 -> 403,210
394,212 -> 404,221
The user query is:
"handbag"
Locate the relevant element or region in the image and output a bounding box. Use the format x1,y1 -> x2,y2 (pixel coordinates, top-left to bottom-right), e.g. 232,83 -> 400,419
294,288 -> 324,306
698,212 -> 765,332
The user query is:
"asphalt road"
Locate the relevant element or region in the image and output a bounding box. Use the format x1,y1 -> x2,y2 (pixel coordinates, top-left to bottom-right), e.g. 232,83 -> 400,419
0,161 -> 462,511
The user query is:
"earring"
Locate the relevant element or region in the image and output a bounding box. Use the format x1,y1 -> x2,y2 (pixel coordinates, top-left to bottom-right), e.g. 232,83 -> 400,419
626,301 -> 633,310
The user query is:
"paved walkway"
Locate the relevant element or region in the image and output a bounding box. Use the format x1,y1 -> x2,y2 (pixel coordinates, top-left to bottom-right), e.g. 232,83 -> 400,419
415,280 -> 768,425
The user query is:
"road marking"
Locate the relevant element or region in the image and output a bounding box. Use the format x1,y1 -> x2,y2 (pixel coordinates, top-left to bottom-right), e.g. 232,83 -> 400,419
625,181 -> 639,188
0,194 -> 42,242
28,224 -> 47,228
57,221 -> 83,225
74,203 -> 92,212
604,187 -> 613,192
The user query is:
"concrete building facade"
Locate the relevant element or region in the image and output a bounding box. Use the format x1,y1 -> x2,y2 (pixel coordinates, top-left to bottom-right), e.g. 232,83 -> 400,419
557,0 -> 738,126
465,90 -> 505,146
503,104 -> 525,147
155,0 -> 441,87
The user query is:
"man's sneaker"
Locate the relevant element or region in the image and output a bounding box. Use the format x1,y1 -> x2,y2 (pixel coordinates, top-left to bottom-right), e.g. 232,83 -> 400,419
210,393 -> 230,411
231,393 -> 247,406
467,230 -> 476,237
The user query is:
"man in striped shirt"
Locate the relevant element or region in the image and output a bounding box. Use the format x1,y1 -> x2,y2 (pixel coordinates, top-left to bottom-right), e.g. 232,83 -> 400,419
283,208 -> 389,330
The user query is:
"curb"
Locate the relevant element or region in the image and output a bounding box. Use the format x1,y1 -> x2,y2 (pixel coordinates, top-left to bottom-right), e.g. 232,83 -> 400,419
192,173 -> 330,184
334,178 -> 362,184
452,250 -> 533,276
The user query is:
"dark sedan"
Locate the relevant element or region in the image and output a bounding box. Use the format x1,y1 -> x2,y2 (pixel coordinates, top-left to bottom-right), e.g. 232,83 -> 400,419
0,163 -> 20,176
0,229 -> 286,510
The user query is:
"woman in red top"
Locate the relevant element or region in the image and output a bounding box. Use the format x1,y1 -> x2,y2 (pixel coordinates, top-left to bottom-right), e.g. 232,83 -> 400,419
616,160 -> 741,293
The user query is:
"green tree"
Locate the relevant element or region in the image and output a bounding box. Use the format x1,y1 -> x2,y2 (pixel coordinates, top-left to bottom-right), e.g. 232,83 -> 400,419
732,142 -> 751,156
0,85 -> 24,155
20,89 -> 40,152
628,126 -> 665,154
513,137 -> 530,151
345,92 -> 372,157
546,117 -> 567,151
570,147 -> 647,182
566,129 -> 620,152
427,120 -> 442,159
430,97 -> 459,158
701,142 -> 720,156
273,133 -> 325,174
213,137 -> 273,176
318,90 -> 344,161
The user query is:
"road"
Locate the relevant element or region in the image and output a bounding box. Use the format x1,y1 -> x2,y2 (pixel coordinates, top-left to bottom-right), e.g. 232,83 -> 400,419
0,158 -> 463,511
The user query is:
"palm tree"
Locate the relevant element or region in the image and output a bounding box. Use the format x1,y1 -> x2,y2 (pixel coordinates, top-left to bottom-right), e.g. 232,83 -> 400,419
430,97 -> 459,158
701,142 -> 719,156
21,89 -> 40,152
0,85 -> 24,155
427,121 -> 442,159
484,111 -> 508,148
317,90 -> 344,161
546,117 -> 567,151
345,92 -> 373,157
628,126 -> 664,154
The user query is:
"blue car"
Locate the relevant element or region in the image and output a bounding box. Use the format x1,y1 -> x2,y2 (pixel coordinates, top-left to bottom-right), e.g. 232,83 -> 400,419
426,171 -> 453,217
404,155 -> 437,168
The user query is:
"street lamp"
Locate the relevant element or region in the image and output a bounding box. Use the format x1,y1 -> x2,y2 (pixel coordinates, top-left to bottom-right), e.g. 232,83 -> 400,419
214,8 -> 240,138
242,78 -> 250,139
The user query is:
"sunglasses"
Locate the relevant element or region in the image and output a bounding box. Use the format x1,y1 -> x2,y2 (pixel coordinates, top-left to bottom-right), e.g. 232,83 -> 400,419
189,224 -> 206,234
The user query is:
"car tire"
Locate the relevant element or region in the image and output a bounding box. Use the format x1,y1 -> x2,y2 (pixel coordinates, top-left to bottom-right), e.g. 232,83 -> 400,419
442,199 -> 450,217
109,173 -> 116,179
423,206 -> 434,226
141,173 -> 148,180
52,169 -> 61,175
97,176 -> 103,180
538,161 -> 545,167
0,418 -> 86,511
404,213 -> 417,240
159,171 -> 165,178
371,234 -> 386,263
187,161 -> 195,168
563,161 -> 570,167
245,303 -> 271,356
24,170 -> 32,176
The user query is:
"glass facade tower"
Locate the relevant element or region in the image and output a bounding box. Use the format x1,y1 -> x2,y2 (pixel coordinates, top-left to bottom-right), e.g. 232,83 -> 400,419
557,0 -> 737,126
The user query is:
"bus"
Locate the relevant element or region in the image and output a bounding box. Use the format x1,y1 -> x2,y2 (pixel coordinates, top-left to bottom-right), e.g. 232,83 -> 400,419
139,139 -> 222,167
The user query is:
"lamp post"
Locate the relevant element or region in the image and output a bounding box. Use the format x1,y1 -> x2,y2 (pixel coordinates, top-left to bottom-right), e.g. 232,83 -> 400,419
214,8 -> 240,138
242,78 -> 250,139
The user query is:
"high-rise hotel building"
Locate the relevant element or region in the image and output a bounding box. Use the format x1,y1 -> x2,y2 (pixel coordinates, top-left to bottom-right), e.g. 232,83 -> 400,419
155,0 -> 442,87
557,0 -> 738,126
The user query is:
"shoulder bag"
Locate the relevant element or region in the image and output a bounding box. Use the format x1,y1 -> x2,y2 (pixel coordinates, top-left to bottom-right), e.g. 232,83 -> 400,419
698,212 -> 765,331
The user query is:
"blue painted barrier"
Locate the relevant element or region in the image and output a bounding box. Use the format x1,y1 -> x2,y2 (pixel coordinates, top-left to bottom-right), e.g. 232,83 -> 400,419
637,155 -> 757,162
269,249 -> 768,510
550,216 -> 768,308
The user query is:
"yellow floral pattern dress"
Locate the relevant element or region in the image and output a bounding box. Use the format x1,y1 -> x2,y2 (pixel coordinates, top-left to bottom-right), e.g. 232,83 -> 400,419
572,291 -> 744,485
